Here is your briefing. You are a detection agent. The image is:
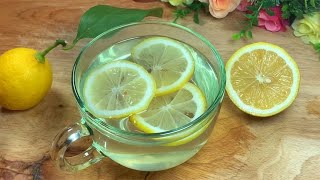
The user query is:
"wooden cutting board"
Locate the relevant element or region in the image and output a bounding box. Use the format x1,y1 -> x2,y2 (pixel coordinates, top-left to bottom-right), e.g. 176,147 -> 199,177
0,0 -> 319,179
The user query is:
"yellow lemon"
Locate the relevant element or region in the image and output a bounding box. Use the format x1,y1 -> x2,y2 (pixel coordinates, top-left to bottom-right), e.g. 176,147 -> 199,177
0,48 -> 52,110
226,42 -> 300,117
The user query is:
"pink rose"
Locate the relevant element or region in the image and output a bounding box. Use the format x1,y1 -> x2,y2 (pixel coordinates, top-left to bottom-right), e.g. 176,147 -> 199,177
209,0 -> 241,18
258,6 -> 288,32
237,0 -> 251,12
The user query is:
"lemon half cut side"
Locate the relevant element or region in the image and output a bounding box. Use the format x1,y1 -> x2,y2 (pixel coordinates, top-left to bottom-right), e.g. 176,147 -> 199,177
226,42 -> 300,117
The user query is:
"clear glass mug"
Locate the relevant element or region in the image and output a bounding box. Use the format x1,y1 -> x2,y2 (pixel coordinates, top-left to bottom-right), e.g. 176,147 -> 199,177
51,21 -> 226,172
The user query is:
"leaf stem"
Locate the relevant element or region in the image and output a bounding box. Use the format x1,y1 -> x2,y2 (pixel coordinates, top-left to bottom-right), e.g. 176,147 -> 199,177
305,0 -> 308,9
173,16 -> 179,23
62,43 -> 76,51
233,1 -> 265,40
35,39 -> 67,63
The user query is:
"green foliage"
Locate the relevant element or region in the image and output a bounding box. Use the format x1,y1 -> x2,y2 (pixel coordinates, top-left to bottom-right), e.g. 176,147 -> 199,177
234,0 -> 320,40
233,0 -> 274,39
313,43 -> 320,53
312,43 -> 320,58
174,8 -> 192,23
281,0 -> 320,20
174,1 -> 209,24
65,5 -> 163,49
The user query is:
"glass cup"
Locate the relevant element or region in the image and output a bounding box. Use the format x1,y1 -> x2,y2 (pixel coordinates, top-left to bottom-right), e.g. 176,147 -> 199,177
51,21 -> 226,172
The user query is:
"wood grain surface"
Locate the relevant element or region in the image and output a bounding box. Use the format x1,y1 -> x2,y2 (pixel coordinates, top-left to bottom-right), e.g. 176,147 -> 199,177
0,0 -> 320,179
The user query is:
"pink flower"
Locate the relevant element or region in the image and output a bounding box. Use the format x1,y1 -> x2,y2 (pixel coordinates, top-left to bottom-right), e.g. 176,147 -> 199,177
258,6 -> 288,32
209,0 -> 241,18
237,0 -> 251,12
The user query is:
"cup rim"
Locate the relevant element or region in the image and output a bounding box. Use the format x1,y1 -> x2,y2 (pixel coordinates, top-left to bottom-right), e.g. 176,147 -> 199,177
72,21 -> 226,138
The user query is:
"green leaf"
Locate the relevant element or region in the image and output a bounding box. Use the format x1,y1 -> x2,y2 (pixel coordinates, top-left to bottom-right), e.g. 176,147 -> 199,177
184,2 -> 200,11
266,8 -> 275,16
252,17 -> 259,26
200,2 -> 209,13
313,43 -> 320,53
245,14 -> 254,19
232,33 -> 241,40
281,4 -> 290,19
282,4 -> 289,11
247,31 -> 253,39
246,6 -> 256,12
175,8 -> 192,17
173,8 -> 192,23
193,10 -> 200,24
72,5 -> 163,46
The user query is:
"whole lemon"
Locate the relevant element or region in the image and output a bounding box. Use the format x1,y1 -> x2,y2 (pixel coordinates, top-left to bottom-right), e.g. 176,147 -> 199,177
0,48 -> 52,110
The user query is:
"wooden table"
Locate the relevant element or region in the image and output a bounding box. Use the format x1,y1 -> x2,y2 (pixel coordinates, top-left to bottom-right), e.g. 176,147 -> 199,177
0,0 -> 319,179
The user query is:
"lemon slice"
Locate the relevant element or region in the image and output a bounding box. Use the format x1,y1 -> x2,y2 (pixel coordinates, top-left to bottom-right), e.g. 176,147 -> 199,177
226,42 -> 300,117
83,60 -> 156,118
130,82 -> 207,133
131,37 -> 195,96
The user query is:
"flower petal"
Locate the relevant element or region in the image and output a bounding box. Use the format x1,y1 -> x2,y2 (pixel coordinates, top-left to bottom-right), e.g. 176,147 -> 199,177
258,18 -> 266,26
298,23 -> 313,34
209,3 -> 229,18
169,0 -> 184,6
184,0 -> 194,5
308,34 -> 320,44
291,12 -> 320,44
300,35 -> 311,44
265,20 -> 280,32
209,0 -> 241,18
291,19 -> 300,31
304,13 -> 320,27
213,0 -> 230,10
237,0 -> 251,11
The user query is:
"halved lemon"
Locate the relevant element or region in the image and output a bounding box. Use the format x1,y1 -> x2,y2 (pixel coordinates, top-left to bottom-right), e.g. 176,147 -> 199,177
131,37 -> 195,96
226,42 -> 300,117
130,82 -> 207,133
83,60 -> 156,119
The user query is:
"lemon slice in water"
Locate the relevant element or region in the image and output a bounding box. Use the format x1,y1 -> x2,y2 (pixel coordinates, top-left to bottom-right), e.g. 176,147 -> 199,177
131,37 -> 195,96
83,60 -> 156,119
130,82 -> 207,133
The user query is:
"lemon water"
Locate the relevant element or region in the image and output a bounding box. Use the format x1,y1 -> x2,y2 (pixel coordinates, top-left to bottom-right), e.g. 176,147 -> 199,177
81,36 -> 219,171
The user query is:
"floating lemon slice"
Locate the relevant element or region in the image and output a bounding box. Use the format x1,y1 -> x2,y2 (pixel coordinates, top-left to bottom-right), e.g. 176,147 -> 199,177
130,82 -> 207,133
131,37 -> 195,96
83,60 -> 156,118
226,42 -> 300,117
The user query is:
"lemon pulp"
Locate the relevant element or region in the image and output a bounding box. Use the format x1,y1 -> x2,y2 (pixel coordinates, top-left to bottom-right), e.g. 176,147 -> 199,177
226,42 -> 300,117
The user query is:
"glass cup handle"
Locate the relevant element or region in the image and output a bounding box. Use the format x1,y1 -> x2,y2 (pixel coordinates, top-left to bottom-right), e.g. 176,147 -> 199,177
51,122 -> 105,171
